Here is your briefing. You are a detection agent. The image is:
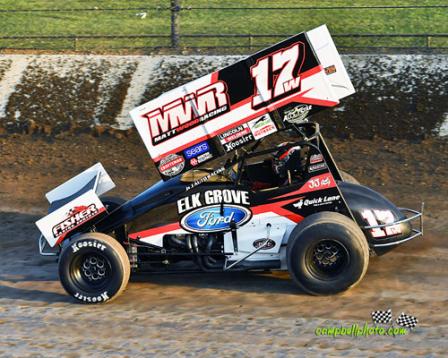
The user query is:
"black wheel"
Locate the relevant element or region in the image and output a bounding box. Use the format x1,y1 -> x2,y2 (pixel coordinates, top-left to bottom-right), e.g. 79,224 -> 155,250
287,212 -> 369,295
340,170 -> 359,185
101,196 -> 127,241
58,233 -> 130,303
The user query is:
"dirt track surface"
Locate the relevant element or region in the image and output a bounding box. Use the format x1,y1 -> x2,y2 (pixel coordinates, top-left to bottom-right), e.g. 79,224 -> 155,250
1,132 -> 447,356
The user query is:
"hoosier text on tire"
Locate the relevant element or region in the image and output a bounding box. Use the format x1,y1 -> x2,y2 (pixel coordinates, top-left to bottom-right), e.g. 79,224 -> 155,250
58,232 -> 130,303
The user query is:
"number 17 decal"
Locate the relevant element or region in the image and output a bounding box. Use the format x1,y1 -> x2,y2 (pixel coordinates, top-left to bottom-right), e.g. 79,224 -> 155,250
250,42 -> 306,108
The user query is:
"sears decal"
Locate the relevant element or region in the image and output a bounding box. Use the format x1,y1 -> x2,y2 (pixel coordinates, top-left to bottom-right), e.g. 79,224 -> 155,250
283,104 -> 312,124
248,114 -> 277,140
143,81 -> 229,145
218,124 -> 254,152
177,189 -> 252,233
52,204 -> 100,238
158,154 -> 185,177
184,141 -> 209,159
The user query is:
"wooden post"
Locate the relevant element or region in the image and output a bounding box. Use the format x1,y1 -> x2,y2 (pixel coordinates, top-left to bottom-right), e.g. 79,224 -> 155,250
171,0 -> 180,50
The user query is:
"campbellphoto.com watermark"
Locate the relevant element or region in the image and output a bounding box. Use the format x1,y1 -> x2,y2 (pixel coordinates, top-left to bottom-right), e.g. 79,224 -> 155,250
315,323 -> 408,338
315,308 -> 419,338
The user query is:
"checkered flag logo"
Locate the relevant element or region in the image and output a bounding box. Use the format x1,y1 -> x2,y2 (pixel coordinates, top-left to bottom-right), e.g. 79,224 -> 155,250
371,309 -> 392,324
395,312 -> 418,329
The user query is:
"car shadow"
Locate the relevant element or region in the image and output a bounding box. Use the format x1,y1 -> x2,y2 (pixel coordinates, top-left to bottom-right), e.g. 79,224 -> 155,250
0,284 -> 70,303
131,270 -> 306,295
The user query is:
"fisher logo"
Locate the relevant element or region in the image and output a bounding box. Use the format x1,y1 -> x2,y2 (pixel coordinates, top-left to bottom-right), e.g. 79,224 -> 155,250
310,153 -> 323,164
52,204 -> 100,238
248,114 -> 277,140
158,154 -> 185,177
294,195 -> 340,209
184,141 -> 210,159
181,205 -> 252,233
143,81 -> 229,144
219,124 -> 254,152
283,104 -> 312,124
308,162 -> 327,173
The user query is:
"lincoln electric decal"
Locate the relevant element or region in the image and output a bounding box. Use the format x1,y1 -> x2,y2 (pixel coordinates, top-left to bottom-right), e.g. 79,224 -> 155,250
130,25 -> 349,180
177,189 -> 252,233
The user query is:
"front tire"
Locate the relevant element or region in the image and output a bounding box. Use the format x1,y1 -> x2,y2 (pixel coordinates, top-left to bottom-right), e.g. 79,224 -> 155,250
58,233 -> 130,304
287,212 -> 369,295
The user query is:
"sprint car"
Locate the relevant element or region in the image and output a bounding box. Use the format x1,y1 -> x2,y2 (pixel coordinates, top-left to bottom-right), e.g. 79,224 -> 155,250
36,25 -> 423,303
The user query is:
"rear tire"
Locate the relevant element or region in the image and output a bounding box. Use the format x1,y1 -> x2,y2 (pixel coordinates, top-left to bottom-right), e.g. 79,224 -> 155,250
340,170 -> 359,185
58,233 -> 130,304
287,212 -> 369,295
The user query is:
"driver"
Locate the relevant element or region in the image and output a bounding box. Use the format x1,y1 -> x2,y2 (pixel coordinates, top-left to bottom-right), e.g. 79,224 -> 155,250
272,142 -> 306,184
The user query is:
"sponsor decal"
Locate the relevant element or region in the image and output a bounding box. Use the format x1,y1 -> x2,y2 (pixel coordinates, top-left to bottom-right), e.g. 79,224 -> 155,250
324,65 -> 337,75
248,114 -> 277,140
143,81 -> 229,145
310,153 -> 323,164
197,152 -> 213,163
185,167 -> 226,191
190,152 -> 213,166
307,176 -> 331,190
183,141 -> 210,159
283,104 -> 312,124
308,162 -> 327,173
253,238 -> 276,250
74,291 -> 110,303
362,209 -> 402,238
181,204 -> 251,233
178,189 -> 252,232
293,195 -> 340,209
219,124 -> 254,152
71,240 -> 106,253
158,153 -> 185,177
52,204 -> 100,238
177,189 -> 250,214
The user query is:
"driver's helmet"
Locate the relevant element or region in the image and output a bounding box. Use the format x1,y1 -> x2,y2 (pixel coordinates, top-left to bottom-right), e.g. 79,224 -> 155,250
272,142 -> 303,177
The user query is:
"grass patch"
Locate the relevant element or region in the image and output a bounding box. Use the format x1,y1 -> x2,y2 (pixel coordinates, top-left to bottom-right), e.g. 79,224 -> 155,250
0,0 -> 446,52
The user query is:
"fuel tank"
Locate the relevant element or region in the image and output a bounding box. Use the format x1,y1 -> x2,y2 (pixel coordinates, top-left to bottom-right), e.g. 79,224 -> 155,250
338,181 -> 412,255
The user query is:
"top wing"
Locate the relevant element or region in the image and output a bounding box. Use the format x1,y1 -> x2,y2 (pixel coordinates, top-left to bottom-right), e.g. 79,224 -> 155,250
131,25 -> 354,180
